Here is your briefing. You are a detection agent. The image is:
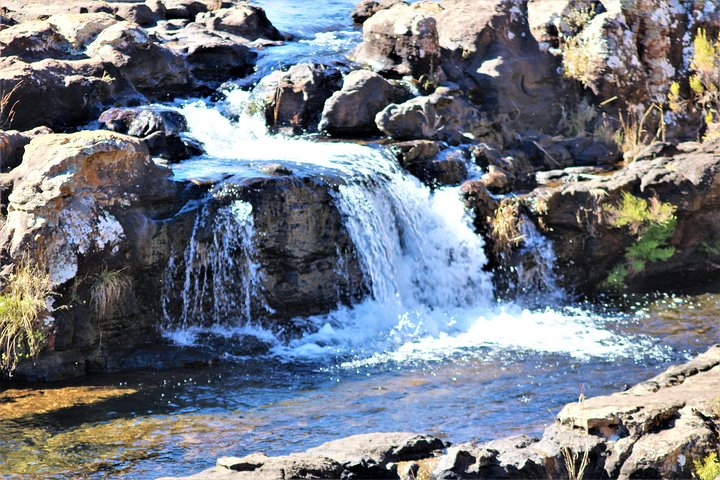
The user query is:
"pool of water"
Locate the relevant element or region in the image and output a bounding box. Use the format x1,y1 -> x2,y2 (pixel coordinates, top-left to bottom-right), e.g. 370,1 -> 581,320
1,294 -> 717,478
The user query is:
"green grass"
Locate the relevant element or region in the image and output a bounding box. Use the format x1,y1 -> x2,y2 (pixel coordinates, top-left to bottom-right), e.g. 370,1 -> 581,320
90,267 -> 132,319
0,260 -> 52,375
694,452 -> 720,480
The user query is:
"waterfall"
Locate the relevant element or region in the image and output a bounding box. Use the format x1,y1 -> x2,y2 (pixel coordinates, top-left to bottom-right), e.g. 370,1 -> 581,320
161,90 -> 642,363
162,198 -> 269,332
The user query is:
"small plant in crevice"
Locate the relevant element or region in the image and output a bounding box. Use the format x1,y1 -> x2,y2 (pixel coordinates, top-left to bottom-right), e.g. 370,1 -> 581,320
489,197 -> 526,258
0,80 -> 23,130
0,259 -> 53,376
602,192 -> 677,290
90,267 -> 132,319
667,28 -> 720,141
615,103 -> 666,164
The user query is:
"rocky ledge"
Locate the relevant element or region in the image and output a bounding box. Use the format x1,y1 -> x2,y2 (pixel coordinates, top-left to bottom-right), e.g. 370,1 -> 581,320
164,345 -> 720,480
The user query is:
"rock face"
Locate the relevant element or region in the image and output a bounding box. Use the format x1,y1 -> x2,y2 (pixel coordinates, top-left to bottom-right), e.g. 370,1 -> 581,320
351,0 -> 407,25
161,173 -> 367,329
256,63 -> 343,132
166,345 -> 720,480
0,131 -> 183,380
319,70 -> 410,136
528,139 -> 720,293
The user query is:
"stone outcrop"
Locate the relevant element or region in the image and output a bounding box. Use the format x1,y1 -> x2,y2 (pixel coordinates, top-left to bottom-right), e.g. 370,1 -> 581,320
351,0 -> 407,25
527,139 -> 720,292
164,345 -> 720,479
200,4 -> 284,42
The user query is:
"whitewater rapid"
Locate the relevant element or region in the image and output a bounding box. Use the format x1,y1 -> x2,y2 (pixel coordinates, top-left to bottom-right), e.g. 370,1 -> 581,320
162,89 -> 668,366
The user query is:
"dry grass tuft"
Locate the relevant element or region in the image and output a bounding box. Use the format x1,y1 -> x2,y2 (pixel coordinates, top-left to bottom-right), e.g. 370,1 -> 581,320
90,267 -> 132,319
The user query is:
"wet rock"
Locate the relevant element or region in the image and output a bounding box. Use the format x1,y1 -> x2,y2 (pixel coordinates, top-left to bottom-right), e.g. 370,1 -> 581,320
349,2 -> 444,79
393,143 -> 469,186
376,89 -> 485,144
478,149 -> 536,194
99,106 -> 202,161
535,166 -> 611,186
202,4 -> 283,41
351,0 -> 407,25
257,63 -> 343,132
259,163 -> 293,176
460,179 -> 498,235
319,70 -> 411,137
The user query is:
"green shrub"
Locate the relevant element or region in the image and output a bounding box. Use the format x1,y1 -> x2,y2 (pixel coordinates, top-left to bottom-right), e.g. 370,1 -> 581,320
602,193 -> 677,289
0,260 -> 53,375
694,452 -> 720,480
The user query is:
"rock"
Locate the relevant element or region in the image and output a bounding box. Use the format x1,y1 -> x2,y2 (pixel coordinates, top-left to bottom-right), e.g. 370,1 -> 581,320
461,179 -> 498,235
87,21 -> 191,98
163,0 -> 212,20
217,453 -> 270,471
0,130 -> 183,381
48,12 -> 118,50
161,175 -> 367,327
535,166 -> 611,186
530,139 -> 720,292
0,20 -> 73,59
0,130 -> 30,172
351,0 -> 407,25
0,56 -> 143,131
349,2 -> 444,79
203,4 -> 283,41
99,106 -> 202,161
256,63 -> 342,132
319,70 -> 410,136
175,452 -> 344,479
557,136 -> 622,166
113,3 -> 160,26
306,432 -> 448,477
163,24 -> 257,84
375,89 -> 485,144
435,0 -> 564,130
0,1 -> 115,24
393,143 -> 469,186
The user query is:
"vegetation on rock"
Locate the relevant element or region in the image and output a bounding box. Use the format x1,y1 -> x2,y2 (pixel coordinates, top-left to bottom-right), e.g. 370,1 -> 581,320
0,259 -> 53,375
90,266 -> 132,319
603,193 -> 676,289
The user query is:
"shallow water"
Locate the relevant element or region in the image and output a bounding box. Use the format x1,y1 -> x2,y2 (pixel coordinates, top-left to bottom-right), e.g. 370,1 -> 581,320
2,1 -> 720,478
1,294 -> 717,478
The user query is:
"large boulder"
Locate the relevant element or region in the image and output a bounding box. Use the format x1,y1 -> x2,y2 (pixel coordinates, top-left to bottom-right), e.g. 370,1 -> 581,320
0,56 -> 143,131
255,63 -> 343,132
0,131 -> 183,379
375,88 -> 488,144
0,20 -> 73,60
87,21 -> 192,98
0,127 -> 51,172
202,4 -> 284,41
349,2 -> 444,79
319,70 -> 410,136
434,0 -> 564,130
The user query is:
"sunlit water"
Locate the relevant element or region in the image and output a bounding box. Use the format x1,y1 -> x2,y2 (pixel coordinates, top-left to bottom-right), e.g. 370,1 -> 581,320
2,1 -> 720,478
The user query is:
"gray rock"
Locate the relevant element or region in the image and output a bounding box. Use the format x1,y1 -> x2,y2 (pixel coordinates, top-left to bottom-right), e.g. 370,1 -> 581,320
319,70 -> 410,136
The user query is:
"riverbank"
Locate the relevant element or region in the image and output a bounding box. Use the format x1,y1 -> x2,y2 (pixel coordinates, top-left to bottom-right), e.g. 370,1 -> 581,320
164,344 -> 720,479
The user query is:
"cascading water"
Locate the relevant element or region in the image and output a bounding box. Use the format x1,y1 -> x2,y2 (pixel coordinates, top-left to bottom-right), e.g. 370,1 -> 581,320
162,88 -> 664,365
